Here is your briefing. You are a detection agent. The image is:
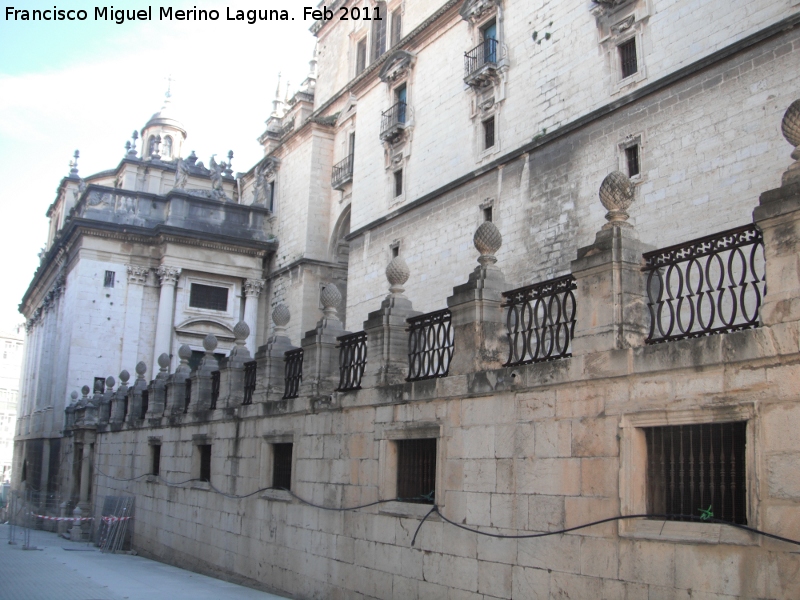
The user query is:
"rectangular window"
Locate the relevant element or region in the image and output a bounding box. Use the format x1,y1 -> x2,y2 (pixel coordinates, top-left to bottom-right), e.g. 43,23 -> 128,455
356,38 -> 367,75
483,117 -> 495,149
619,38 -> 638,79
198,444 -> 211,482
371,2 -> 387,61
267,181 -> 275,212
391,8 -> 402,46
644,422 -> 747,524
151,444 -> 161,476
189,283 -> 229,311
104,270 -> 115,288
396,438 -> 436,504
272,443 -> 293,490
626,144 -> 640,177
394,169 -> 403,197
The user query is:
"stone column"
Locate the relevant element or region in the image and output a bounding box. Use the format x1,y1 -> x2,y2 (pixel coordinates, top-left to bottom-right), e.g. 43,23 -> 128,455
122,265 -> 148,370
570,171 -> 652,356
446,221 -> 508,375
152,265 -> 181,375
255,304 -> 297,401
243,279 -> 265,355
78,441 -> 92,511
753,99 -> 800,326
300,284 -> 348,397
361,256 -> 420,387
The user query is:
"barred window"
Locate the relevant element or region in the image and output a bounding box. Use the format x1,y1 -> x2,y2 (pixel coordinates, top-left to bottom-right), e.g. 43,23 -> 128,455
483,117 -> 495,149
151,444 -> 161,476
198,444 -> 211,482
396,438 -> 436,504
189,283 -> 228,311
394,169 -> 403,197
619,38 -> 638,79
272,443 -> 293,490
104,270 -> 115,288
644,422 -> 747,524
625,144 -> 640,177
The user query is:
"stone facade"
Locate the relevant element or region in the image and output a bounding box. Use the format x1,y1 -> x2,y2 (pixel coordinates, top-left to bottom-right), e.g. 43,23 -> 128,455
13,0 -> 800,598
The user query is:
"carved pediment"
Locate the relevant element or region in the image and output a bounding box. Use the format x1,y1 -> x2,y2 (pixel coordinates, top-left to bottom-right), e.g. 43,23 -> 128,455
175,318 -> 235,341
379,50 -> 416,84
261,156 -> 282,179
460,0 -> 500,24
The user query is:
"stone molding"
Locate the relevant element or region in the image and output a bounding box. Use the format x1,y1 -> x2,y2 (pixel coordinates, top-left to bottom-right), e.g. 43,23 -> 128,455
244,278 -> 266,297
126,265 -> 149,285
459,0 -> 501,25
156,265 -> 181,286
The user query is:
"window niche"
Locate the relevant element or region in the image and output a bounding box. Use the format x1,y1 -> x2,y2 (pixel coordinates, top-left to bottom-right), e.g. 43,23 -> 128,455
618,133 -> 644,183
379,50 -> 416,203
191,434 -> 212,486
261,434 -> 295,501
592,0 -> 651,92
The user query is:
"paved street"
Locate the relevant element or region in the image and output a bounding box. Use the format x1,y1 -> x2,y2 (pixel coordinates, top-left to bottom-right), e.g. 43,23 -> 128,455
0,524 -> 291,600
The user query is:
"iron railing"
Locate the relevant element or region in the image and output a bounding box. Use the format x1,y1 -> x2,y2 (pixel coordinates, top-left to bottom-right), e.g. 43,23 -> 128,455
331,154 -> 354,189
283,348 -> 304,400
337,331 -> 368,391
243,361 -> 257,405
502,274 -> 577,366
272,443 -> 293,490
380,101 -> 407,139
210,371 -> 220,410
642,224 -> 766,344
396,438 -> 436,504
464,38 -> 498,79
407,309 -> 454,381
140,390 -> 149,420
183,378 -> 192,413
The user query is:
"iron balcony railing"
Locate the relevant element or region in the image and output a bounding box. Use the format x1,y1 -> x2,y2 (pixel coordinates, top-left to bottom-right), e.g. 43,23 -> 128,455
642,224 -> 766,344
331,154 -> 354,190
242,361 -> 257,405
380,101 -> 407,140
210,371 -> 220,410
337,331 -> 368,391
502,274 -> 577,366
140,390 -> 149,420
464,38 -> 498,80
407,308 -> 454,381
283,348 -> 304,400
184,378 -> 192,413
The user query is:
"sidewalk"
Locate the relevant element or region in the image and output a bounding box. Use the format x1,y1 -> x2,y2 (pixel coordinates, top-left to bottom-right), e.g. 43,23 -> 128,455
0,524 -> 292,600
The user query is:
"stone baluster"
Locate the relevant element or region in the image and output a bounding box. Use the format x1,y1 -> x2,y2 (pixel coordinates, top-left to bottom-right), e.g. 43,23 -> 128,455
361,255 -> 421,387
570,171 -> 652,357
167,345 -> 192,415
300,284 -> 349,397
754,99 -> 800,326
446,221 -> 508,375
255,304 -> 297,402
147,353 -> 170,417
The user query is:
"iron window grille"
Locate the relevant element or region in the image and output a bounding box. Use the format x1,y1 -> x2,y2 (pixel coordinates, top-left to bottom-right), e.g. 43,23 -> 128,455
243,361 -> 257,405
184,378 -> 192,413
626,145 -> 640,177
189,283 -> 229,312
464,38 -> 498,79
210,371 -> 220,410
272,443 -> 293,490
104,270 -> 115,288
502,274 -> 577,366
396,438 -> 436,504
151,445 -> 161,476
619,38 -> 638,79
283,348 -> 304,400
642,224 -> 766,344
140,390 -> 149,419
394,169 -> 403,197
337,331 -> 368,391
331,154 -> 354,189
483,117 -> 496,149
198,444 -> 211,482
644,422 -> 747,525
407,309 -> 454,381
123,393 -> 129,419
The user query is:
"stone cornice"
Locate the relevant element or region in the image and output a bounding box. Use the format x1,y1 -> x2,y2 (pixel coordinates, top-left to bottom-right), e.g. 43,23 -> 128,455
267,257 -> 348,281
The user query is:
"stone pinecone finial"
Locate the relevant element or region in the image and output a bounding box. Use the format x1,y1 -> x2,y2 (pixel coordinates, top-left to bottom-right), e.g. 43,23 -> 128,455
474,221 -> 502,267
178,344 -> 192,361
105,376 -> 115,390
272,304 -> 290,336
234,321 -> 250,344
321,284 -> 342,318
70,390 -> 79,402
81,385 -> 91,397
599,171 -> 635,228
203,334 -> 218,354
158,353 -> 171,372
135,361 -> 147,379
781,99 -> 800,185
119,370 -> 130,385
386,255 -> 410,295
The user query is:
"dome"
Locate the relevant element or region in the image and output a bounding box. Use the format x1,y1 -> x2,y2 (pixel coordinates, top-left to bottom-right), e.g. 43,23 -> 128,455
143,92 -> 187,136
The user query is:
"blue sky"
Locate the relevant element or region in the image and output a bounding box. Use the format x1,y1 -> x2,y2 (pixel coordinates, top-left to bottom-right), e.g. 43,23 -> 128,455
0,0 -> 316,331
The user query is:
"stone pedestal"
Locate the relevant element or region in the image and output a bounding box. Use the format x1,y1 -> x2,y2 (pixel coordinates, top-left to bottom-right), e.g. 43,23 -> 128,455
300,285 -> 348,397
126,362 -> 148,424
219,322 -> 252,407
255,305 -> 297,402
167,345 -> 191,414
190,335 -> 219,411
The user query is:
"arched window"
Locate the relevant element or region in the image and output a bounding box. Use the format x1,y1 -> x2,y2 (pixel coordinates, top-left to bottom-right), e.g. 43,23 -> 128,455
147,135 -> 157,157
162,135 -> 173,158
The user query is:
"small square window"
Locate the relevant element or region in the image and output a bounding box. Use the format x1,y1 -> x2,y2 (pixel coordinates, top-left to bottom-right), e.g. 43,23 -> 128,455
483,206 -> 493,222
619,38 -> 638,79
356,38 -> 367,75
272,443 -> 293,490
483,117 -> 495,149
198,444 -> 211,482
394,169 -> 403,198
644,422 -> 747,525
104,270 -> 115,288
189,283 -> 228,311
151,444 -> 161,476
396,438 -> 436,504
625,144 -> 640,177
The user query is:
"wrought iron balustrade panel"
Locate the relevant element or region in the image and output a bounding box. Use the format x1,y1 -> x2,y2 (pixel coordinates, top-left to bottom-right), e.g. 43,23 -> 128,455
407,309 -> 454,381
337,331 -> 368,391
380,101 -> 407,137
464,37 -> 499,79
140,390 -> 149,420
642,224 -> 766,344
183,378 -> 192,413
502,274 -> 577,366
283,348 -> 304,400
210,371 -> 220,410
243,361 -> 257,405
331,154 -> 354,189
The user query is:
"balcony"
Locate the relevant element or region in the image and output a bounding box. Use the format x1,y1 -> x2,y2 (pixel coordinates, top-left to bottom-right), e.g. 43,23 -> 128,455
380,101 -> 408,143
464,38 -> 499,87
331,154 -> 354,190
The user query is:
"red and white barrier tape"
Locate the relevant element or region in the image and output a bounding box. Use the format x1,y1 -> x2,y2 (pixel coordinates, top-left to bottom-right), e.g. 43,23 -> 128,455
101,516 -> 132,523
30,513 -> 93,522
